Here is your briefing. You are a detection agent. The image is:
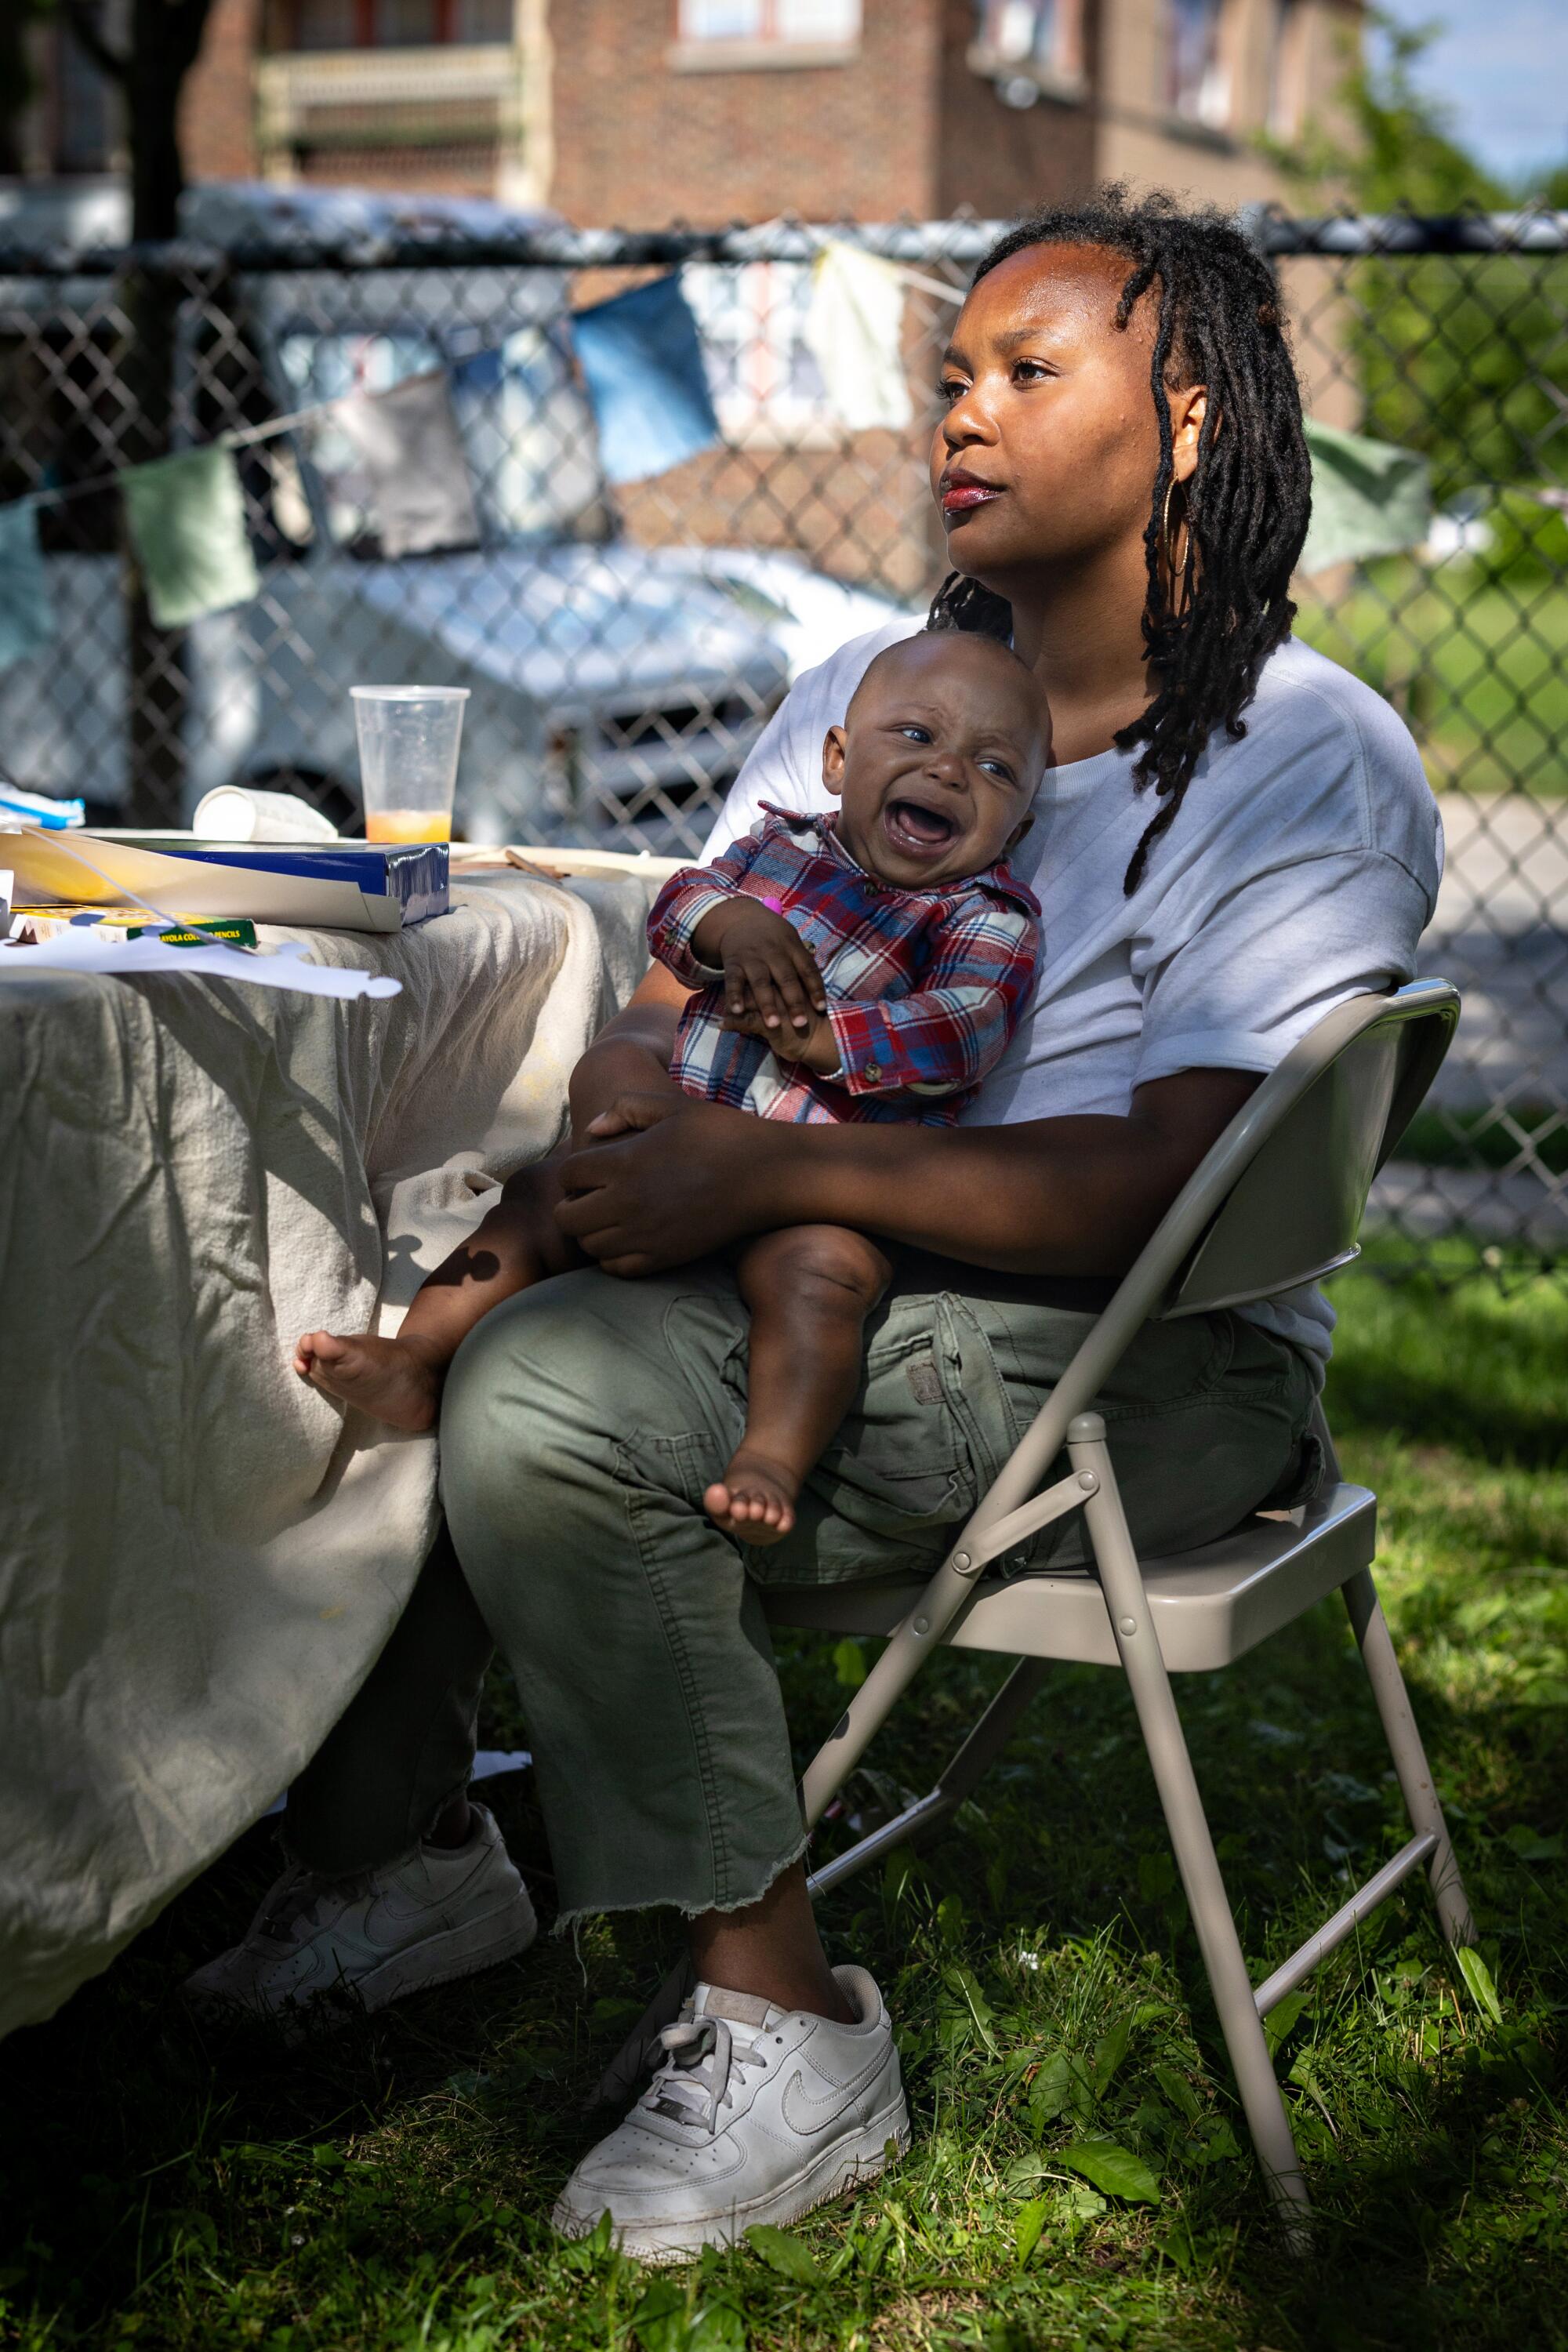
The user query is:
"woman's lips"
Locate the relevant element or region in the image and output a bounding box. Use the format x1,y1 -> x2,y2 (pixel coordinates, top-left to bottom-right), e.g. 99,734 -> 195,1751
940,474 -> 1004,520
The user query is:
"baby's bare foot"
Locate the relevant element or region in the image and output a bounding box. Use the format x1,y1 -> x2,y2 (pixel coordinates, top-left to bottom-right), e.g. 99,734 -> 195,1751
703,1447 -> 801,1547
294,1329 -> 442,1433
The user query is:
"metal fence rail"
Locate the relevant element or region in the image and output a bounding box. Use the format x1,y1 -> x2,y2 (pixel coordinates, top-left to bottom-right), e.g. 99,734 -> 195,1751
1,207 -> 1564,1279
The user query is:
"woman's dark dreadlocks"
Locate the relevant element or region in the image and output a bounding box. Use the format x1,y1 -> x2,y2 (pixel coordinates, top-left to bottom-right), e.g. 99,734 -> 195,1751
928,186 -> 1311,893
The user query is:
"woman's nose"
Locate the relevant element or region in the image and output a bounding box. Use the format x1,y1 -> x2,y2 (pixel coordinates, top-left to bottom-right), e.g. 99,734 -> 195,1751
940,384 -> 996,450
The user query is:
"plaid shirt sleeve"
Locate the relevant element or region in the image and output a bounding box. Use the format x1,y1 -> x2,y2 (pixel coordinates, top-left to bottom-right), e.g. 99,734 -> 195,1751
646,834 -> 764,989
825,893 -> 1040,1101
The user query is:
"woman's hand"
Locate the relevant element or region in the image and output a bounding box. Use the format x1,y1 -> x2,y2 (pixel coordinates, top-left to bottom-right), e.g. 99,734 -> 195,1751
557,1094 -> 777,1277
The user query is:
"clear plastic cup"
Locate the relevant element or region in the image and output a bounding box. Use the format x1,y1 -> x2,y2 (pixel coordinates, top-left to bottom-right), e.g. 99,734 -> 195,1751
351,685 -> 469,844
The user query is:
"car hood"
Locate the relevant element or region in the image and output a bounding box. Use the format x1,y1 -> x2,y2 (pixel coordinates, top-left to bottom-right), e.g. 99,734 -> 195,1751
349,541 -> 790,711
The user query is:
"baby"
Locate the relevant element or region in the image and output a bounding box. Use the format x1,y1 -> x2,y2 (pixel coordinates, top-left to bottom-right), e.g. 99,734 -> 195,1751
296,630 -> 1047,1545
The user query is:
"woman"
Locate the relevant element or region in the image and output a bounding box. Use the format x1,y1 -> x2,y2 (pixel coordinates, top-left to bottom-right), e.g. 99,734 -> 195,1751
190,191 -> 1439,2257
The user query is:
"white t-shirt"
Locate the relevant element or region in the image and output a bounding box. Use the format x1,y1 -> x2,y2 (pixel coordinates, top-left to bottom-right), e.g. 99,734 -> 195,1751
702,622 -> 1443,1363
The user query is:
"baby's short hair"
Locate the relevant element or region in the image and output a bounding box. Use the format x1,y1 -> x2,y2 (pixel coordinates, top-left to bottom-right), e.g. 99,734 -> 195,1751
847,627 -> 1046,746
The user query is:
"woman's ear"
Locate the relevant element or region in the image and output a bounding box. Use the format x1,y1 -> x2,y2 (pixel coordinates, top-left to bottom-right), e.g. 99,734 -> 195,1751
822,726 -> 848,798
1171,385 -> 1210,485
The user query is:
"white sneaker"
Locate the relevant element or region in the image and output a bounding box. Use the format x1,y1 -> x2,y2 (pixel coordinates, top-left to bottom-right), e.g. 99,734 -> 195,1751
553,1964 -> 909,2262
183,1802 -> 536,2027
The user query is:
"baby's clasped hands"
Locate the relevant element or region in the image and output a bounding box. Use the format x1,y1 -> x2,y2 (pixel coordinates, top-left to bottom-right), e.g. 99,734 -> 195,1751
691,896 -> 840,1072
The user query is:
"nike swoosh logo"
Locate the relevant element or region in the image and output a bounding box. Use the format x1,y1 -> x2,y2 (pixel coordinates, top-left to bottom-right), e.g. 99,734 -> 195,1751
779,2049 -> 892,2138
365,1888 -> 450,1940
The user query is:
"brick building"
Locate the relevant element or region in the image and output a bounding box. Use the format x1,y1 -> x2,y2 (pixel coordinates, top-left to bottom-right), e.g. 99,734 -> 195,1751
4,1 -> 1360,603
545,0 -> 1354,229
14,1 -> 1357,226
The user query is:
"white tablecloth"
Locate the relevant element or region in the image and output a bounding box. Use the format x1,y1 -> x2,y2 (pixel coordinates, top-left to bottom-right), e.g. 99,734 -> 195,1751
0,867 -> 656,2036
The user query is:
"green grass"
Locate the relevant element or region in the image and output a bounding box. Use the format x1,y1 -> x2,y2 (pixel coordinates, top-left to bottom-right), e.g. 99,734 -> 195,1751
4,1254 -> 1566,2350
1294,565 -> 1568,796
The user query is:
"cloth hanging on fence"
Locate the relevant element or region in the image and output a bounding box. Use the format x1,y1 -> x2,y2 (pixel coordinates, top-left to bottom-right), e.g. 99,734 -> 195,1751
332,370 -> 481,559
571,274 -> 721,485
120,446 -> 261,629
0,500 -> 56,670
804,241 -> 913,434
1299,419 -> 1432,576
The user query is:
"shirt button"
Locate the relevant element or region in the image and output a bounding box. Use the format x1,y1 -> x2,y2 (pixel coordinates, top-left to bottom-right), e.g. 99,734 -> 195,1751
866,1062 -> 882,1083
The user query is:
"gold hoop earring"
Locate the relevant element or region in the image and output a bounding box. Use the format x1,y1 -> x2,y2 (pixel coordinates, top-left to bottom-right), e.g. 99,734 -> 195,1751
1160,475 -> 1196,616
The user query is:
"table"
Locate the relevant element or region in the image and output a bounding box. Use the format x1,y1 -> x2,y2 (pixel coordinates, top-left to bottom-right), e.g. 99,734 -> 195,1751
0,860 -> 664,2036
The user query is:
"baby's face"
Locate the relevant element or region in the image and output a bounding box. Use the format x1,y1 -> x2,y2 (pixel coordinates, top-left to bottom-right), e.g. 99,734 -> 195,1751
823,635 -> 1047,891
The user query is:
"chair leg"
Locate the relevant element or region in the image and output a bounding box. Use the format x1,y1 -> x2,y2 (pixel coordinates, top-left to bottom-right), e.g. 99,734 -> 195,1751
1066,1414 -> 1312,2245
806,1657 -> 1050,1899
1341,1566 -> 1475,1947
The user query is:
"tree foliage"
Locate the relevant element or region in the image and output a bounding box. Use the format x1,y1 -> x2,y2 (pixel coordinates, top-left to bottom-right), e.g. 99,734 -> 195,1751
1268,12 -> 1568,510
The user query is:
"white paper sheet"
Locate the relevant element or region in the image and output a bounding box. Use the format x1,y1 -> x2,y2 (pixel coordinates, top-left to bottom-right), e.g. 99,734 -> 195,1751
0,928 -> 402,1000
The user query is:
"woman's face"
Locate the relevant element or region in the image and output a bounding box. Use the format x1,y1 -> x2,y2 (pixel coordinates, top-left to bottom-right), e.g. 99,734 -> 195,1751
930,242 -> 1206,600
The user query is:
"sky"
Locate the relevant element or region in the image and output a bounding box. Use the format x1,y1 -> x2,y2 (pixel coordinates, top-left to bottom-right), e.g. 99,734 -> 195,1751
1370,0 -> 1568,186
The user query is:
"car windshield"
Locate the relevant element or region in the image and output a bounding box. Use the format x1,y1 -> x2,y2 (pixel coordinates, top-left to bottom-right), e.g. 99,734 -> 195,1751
274,321 -> 608,554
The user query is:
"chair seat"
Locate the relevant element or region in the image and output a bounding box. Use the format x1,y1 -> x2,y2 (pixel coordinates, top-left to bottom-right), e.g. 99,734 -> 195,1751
761,1480 -> 1377,1672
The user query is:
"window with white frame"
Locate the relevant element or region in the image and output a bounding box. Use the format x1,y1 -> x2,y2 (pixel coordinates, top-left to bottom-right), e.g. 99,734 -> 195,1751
677,0 -> 861,47
682,261 -> 833,438
1165,0 -> 1229,129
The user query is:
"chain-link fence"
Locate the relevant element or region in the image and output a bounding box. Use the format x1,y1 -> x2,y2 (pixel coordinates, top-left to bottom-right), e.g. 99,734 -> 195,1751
2,201 -> 1565,1279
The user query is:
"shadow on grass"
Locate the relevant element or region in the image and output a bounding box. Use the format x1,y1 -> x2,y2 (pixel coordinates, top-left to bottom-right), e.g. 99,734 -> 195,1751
2,1266 -> 1564,2350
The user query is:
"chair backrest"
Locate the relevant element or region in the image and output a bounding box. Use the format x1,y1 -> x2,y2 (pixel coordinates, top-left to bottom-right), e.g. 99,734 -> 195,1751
949,982 -> 1458,1546
1161,980 -> 1459,1319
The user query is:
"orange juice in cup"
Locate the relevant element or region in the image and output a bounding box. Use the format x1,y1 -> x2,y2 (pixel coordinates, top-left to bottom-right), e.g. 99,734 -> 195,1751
365,808 -> 453,844
352,686 -> 468,845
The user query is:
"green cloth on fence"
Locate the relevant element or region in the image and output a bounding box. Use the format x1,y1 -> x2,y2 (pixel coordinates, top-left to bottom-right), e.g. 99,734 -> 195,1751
120,445 -> 260,629
1300,419 -> 1432,576
0,500 -> 56,670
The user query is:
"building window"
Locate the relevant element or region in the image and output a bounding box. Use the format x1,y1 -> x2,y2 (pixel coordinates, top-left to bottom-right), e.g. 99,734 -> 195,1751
281,0 -> 512,47
289,0 -> 355,45
974,0 -> 1083,85
1165,0 -> 1229,129
1267,0 -> 1306,140
53,24 -> 118,170
677,0 -> 861,46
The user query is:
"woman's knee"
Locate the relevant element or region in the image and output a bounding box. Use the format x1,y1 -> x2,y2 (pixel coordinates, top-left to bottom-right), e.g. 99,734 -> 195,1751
440,1269 -> 724,1508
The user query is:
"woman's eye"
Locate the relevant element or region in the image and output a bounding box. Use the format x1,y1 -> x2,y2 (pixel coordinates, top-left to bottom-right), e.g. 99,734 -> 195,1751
1011,359 -> 1051,384
937,378 -> 968,405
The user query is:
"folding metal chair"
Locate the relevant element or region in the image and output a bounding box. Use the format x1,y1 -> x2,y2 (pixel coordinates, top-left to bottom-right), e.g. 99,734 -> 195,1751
764,980 -> 1473,2240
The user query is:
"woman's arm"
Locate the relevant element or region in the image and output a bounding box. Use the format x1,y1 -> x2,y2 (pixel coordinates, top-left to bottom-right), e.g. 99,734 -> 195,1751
554,1065 -> 1260,1279
566,964 -> 689,1138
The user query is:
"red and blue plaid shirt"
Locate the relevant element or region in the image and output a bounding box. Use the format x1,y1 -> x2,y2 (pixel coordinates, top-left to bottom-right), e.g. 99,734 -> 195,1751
648,805 -> 1042,1126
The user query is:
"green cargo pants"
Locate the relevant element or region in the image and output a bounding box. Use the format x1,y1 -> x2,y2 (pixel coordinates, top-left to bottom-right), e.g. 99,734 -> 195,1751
287,1260 -> 1317,1917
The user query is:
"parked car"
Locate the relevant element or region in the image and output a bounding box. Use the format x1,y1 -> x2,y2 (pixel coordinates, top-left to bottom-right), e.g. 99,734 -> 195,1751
0,181 -> 906,847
